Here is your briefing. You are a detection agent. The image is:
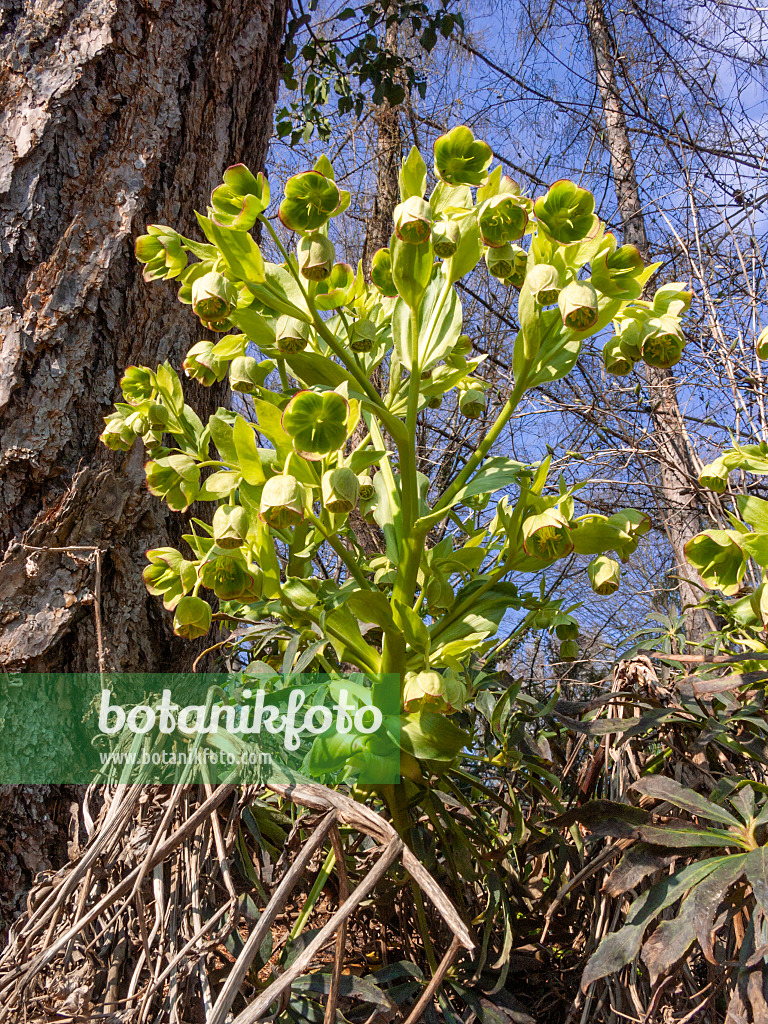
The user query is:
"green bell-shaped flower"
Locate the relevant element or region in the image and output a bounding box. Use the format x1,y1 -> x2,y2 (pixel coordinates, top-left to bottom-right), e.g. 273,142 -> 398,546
403,669 -> 468,714
357,473 -> 375,500
534,180 -> 597,244
145,455 -> 200,512
278,170 -> 341,234
757,325 -> 768,360
201,554 -> 260,600
684,530 -> 746,596
641,315 -> 685,368
479,195 -> 528,247
698,455 -> 733,494
229,355 -> 275,394
191,271 -> 238,322
143,547 -> 193,611
558,280 -> 599,331
121,366 -> 156,406
555,617 -> 579,641
183,341 -> 228,386
210,164 -> 269,231
485,242 -> 515,280
433,126 -> 493,186
275,315 -> 311,355
559,639 -> 579,661
212,504 -> 249,550
297,233 -> 335,281
322,467 -> 360,514
527,263 -> 563,306
173,595 -> 212,639
592,242 -> 646,300
100,406 -> 139,451
460,388 -> 485,419
602,334 -> 635,376
507,245 -> 528,287
370,248 -> 398,296
587,555 -> 620,595
259,474 -> 305,529
282,390 -> 349,459
135,225 -> 187,281
394,196 -> 433,245
522,509 -> 573,560
350,319 -> 377,353
432,219 -> 461,258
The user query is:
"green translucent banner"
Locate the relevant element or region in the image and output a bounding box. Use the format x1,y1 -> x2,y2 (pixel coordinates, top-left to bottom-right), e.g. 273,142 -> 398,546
0,673 -> 400,785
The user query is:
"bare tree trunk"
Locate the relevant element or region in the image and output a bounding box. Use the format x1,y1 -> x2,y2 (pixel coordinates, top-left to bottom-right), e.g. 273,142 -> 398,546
0,0 -> 287,923
584,0 -> 708,636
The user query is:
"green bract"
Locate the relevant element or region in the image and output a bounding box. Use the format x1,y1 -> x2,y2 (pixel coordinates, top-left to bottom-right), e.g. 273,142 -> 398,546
534,180 -> 596,244
282,390 -> 349,458
370,248 -> 398,297
279,170 -> 341,233
433,126 -> 493,186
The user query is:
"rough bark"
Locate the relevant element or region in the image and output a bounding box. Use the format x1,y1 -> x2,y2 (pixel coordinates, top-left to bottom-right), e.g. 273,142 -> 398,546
584,0 -> 708,635
0,0 -> 287,921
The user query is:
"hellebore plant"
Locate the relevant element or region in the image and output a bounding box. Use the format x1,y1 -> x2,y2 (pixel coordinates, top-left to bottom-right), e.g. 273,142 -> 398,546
105,126 -> 690,780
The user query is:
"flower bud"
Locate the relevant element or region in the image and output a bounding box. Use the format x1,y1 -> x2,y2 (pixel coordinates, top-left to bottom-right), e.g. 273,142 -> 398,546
479,195 -> 528,247
394,196 -> 433,245
460,388 -> 485,419
201,554 -> 260,601
212,504 -> 249,549
588,555 -> 620,595
173,595 -> 212,639
432,219 -> 461,258
297,233 -> 335,281
370,248 -> 397,297
350,319 -> 377,353
191,271 -> 238,322
229,355 -> 274,394
527,263 -> 563,306
559,280 -> 599,331
522,509 -> 573,561
121,366 -> 156,406
183,341 -> 227,386
357,474 -> 375,500
560,639 -> 579,661
259,474 -> 305,529
145,455 -> 200,511
322,467 -> 360,514
276,315 -> 311,355
142,547 -> 193,610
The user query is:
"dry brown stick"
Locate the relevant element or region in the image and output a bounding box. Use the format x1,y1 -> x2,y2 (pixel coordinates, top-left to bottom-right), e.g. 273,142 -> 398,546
232,836 -> 405,1024
402,935 -> 462,1024
206,809 -> 339,1024
0,783 -> 236,1016
268,782 -> 474,950
324,825 -> 350,1024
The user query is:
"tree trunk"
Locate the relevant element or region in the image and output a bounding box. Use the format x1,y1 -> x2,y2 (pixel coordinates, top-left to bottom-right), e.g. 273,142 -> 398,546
584,0 -> 708,636
0,0 -> 287,923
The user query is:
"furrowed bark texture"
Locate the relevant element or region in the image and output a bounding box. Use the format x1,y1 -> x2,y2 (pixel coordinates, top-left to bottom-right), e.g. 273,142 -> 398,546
584,0 -> 707,633
0,0 -> 287,921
